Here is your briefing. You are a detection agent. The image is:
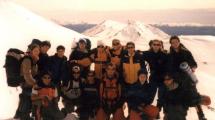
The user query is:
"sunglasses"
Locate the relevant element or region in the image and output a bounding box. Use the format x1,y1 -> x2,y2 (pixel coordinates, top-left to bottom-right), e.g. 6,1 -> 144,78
42,76 -> 51,80
87,74 -> 94,77
153,44 -> 161,46
164,77 -> 172,80
112,43 -> 119,46
97,45 -> 104,48
127,46 -> 134,49
73,72 -> 80,74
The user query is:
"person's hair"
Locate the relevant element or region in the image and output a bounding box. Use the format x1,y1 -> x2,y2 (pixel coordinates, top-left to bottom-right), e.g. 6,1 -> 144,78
41,41 -> 51,48
126,42 -> 135,48
106,63 -> 116,70
28,44 -> 40,51
56,45 -> 65,51
87,70 -> 95,76
112,39 -> 120,44
169,35 -> 180,43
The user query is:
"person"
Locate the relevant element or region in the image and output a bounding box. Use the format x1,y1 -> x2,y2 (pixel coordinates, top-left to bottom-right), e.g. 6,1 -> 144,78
96,63 -> 125,120
125,69 -> 158,120
121,42 -> 146,85
31,71 -> 64,120
49,45 -> 67,87
109,39 -> 124,70
90,40 -> 111,80
61,65 -> 85,117
69,38 -> 92,78
14,44 -> 40,120
37,41 -> 51,75
162,73 -> 206,120
142,39 -> 168,117
79,70 -> 100,120
167,36 -> 208,120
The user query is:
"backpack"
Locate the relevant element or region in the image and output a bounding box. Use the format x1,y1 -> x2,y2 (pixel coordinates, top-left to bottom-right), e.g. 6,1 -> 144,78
101,77 -> 120,102
4,48 -> 33,87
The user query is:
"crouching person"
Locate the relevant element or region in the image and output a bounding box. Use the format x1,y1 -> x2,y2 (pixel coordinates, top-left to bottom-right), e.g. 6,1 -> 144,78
96,63 -> 125,120
125,69 -> 158,120
79,70 -> 100,120
61,65 -> 84,117
162,73 -> 210,120
31,71 -> 64,120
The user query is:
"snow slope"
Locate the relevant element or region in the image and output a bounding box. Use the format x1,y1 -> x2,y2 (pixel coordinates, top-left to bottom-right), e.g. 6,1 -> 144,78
0,1 -> 215,119
0,1 -> 85,119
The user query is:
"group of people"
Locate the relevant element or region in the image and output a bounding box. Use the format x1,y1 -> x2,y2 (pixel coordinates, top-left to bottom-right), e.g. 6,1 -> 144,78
12,36 -> 207,120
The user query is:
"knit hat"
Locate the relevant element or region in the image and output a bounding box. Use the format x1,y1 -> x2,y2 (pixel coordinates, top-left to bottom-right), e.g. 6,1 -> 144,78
97,40 -> 104,47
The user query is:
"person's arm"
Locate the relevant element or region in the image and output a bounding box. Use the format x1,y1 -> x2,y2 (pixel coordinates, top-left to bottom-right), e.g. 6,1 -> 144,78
22,58 -> 36,87
186,51 -> 198,71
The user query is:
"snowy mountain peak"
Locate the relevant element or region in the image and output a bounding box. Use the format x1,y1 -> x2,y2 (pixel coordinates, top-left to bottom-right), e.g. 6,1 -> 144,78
83,20 -> 169,49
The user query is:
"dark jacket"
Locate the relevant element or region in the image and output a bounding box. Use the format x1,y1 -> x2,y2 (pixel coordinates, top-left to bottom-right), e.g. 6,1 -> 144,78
125,81 -> 153,111
81,81 -> 100,108
162,81 -> 201,108
48,54 -> 67,86
168,47 -> 197,73
37,53 -> 49,73
142,50 -> 168,76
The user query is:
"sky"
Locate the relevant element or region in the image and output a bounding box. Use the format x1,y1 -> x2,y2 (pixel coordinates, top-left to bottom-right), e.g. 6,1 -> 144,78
14,0 -> 215,11
13,0 -> 215,24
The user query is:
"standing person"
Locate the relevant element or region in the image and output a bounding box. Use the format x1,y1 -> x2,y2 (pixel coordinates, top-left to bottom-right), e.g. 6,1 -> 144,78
90,40 -> 111,80
49,45 -> 67,87
109,39 -> 124,70
142,39 -> 168,117
37,41 -> 51,74
79,70 -> 100,120
168,36 -> 206,120
31,71 -> 64,120
125,69 -> 158,120
121,42 -> 146,85
14,44 -> 40,120
61,65 -> 85,117
96,63 -> 125,120
69,38 -> 92,78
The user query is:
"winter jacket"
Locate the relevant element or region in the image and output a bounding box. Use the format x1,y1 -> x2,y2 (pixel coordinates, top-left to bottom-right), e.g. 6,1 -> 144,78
20,56 -> 38,87
48,54 -> 67,86
37,53 -> 49,73
142,50 -> 168,77
125,81 -> 153,111
121,50 -> 146,84
168,47 -> 197,73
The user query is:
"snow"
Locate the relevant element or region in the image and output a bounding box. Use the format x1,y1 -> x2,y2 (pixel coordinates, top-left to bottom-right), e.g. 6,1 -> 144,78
0,1 -> 215,120
0,1 -> 84,119
83,20 -> 169,50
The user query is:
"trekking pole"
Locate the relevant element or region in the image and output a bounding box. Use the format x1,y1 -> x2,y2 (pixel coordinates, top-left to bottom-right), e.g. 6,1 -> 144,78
195,105 -> 207,120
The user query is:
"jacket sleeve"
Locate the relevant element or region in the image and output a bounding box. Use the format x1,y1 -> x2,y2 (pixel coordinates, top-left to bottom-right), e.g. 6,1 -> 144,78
21,58 -> 36,86
186,51 -> 197,68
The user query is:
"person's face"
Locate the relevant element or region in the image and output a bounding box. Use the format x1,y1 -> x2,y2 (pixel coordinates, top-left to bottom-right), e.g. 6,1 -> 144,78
112,41 -> 121,50
31,47 -> 40,61
106,65 -> 115,77
73,72 -> 80,79
79,42 -> 86,50
151,41 -> 161,52
170,39 -> 180,49
97,45 -> 104,52
164,77 -> 173,87
40,45 -> 50,54
139,74 -> 147,84
57,49 -> 65,58
42,74 -> 51,85
127,44 -> 135,54
87,73 -> 95,84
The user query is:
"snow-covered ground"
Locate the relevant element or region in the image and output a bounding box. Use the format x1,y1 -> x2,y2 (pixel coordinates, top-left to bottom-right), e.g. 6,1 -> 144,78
0,1 -> 215,120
